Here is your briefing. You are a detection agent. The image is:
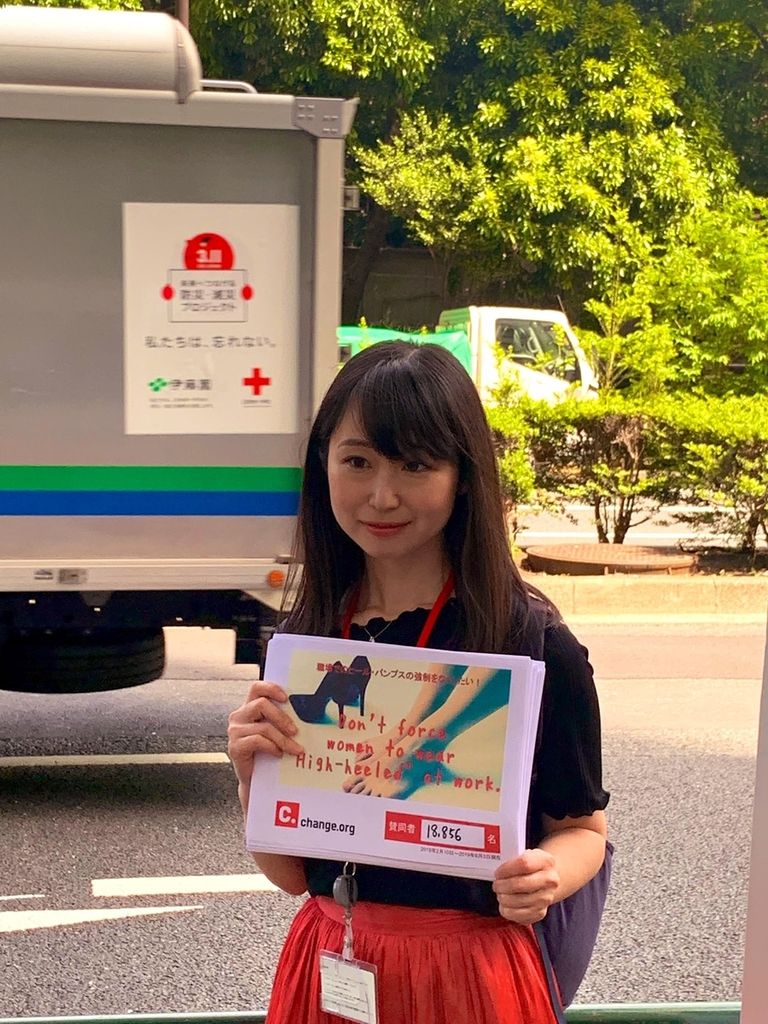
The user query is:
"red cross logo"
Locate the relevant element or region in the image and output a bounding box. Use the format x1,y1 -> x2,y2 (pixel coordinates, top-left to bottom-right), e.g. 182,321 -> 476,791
243,368 -> 272,395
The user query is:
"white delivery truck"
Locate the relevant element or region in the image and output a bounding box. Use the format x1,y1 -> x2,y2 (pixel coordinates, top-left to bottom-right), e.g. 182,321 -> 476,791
437,306 -> 599,402
339,306 -> 599,403
0,6 -> 356,693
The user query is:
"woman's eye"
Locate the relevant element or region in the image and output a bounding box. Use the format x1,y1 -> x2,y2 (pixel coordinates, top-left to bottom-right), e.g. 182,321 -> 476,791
343,455 -> 369,470
403,460 -> 430,473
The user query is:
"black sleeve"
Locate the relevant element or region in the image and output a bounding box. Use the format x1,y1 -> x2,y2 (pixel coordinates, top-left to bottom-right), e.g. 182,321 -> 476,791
528,620 -> 610,832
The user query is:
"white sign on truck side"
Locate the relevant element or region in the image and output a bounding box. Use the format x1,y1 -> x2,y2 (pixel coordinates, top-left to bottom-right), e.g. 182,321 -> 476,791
123,203 -> 299,435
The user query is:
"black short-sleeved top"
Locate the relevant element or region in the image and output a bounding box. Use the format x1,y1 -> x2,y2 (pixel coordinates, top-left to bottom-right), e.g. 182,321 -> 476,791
303,599 -> 609,916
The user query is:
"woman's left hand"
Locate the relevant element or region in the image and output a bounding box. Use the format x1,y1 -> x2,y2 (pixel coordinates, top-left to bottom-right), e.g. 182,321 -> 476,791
493,849 -> 560,924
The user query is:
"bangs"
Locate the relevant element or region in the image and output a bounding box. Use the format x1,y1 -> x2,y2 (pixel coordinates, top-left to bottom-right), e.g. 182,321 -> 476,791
348,352 -> 466,464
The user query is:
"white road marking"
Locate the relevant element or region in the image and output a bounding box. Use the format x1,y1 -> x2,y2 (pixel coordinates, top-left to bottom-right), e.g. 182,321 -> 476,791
0,905 -> 202,933
0,894 -> 46,902
0,753 -> 230,768
92,874 -> 278,897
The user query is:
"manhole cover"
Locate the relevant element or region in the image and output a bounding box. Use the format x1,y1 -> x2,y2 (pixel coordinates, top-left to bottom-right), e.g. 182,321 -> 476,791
524,544 -> 698,576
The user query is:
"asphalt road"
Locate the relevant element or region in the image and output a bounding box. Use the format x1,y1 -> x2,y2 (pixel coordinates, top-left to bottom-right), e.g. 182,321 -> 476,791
0,622 -> 765,1016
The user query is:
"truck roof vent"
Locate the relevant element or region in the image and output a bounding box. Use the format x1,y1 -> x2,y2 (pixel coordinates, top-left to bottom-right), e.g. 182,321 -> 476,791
0,6 -> 202,102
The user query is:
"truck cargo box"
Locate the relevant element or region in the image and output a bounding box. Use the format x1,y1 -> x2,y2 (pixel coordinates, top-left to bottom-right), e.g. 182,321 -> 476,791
0,5 -> 355,692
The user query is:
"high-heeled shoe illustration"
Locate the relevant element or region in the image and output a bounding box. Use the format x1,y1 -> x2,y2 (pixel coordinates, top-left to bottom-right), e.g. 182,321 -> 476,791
289,656 -> 371,725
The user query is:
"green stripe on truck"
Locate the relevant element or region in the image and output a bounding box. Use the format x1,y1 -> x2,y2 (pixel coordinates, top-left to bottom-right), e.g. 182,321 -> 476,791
0,466 -> 302,493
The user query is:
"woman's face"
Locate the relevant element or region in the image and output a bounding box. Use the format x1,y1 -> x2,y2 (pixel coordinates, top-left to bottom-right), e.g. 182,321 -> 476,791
326,407 -> 459,566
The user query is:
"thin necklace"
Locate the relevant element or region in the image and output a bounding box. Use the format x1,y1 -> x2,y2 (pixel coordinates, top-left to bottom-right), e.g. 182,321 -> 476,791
343,572 -> 456,646
360,618 -> 394,643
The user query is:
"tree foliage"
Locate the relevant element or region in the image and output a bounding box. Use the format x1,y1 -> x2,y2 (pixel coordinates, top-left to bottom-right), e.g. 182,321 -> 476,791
485,376 -> 538,538
665,395 -> 768,557
190,0 -> 464,146
568,192 -> 768,396
636,193 -> 768,395
358,0 -> 743,307
186,0 -> 766,319
638,0 -> 768,194
523,395 -> 679,544
2,0 -> 142,9
16,1 -> 766,316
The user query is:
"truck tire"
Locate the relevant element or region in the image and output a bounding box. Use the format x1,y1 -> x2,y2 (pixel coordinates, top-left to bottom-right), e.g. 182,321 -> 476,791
0,628 -> 166,694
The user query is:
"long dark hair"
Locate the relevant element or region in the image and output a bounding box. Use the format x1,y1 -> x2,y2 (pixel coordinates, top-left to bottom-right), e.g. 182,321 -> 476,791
283,342 -> 534,652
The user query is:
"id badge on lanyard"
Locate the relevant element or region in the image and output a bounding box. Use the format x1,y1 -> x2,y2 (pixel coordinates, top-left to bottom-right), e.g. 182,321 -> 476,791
319,863 -> 379,1024
321,574 -> 454,1022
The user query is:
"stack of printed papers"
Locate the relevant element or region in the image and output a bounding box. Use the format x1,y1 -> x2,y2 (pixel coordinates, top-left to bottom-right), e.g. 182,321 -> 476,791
246,633 -> 545,880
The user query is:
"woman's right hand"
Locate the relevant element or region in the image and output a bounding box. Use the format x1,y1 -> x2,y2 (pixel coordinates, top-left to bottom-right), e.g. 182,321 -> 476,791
227,681 -> 304,793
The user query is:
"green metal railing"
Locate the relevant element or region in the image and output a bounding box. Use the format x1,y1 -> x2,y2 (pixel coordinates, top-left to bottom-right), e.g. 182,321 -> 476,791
566,1005 -> 740,1023
0,1004 -> 742,1024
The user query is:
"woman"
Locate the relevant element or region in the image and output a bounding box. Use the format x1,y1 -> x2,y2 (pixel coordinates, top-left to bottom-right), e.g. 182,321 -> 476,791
228,342 -> 609,1024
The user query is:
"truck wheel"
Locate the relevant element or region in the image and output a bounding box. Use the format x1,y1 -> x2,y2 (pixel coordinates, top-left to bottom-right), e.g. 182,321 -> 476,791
0,628 -> 166,694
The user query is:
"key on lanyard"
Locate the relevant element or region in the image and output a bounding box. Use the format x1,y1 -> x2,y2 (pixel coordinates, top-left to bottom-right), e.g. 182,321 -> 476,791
332,862 -> 358,961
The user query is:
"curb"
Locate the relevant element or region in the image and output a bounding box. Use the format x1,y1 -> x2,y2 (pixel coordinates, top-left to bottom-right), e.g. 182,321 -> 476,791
522,572 -> 768,617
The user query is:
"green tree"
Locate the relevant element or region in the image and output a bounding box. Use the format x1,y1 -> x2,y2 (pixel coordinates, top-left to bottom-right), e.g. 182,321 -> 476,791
667,395 -> 768,558
560,191 -> 768,397
357,112 -> 494,305
1,0 -> 142,8
359,0 -> 743,316
485,376 -> 537,539
190,0 -> 471,318
181,0 -> 764,325
523,395 -> 679,544
636,193 -> 768,394
633,0 -> 768,194
188,0 -> 747,317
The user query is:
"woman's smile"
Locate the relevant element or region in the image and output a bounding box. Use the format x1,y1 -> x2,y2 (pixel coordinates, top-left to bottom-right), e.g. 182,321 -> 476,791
361,520 -> 412,537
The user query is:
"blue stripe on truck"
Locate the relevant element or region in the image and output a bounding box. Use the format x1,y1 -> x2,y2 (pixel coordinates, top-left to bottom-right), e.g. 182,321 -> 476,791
0,491 -> 300,516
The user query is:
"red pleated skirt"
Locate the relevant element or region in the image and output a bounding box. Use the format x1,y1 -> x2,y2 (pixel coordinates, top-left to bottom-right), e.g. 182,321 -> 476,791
266,897 -> 559,1024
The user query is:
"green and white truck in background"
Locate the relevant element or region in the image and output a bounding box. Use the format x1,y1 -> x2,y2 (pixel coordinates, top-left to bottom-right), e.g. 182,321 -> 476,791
436,305 -> 599,402
0,5 -> 355,694
339,306 -> 599,403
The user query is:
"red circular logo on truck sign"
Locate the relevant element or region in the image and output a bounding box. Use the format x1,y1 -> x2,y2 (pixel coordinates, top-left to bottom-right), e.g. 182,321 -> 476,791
183,233 -> 234,270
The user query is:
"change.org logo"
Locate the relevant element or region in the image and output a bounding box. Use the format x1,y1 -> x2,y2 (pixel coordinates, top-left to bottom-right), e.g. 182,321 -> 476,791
274,800 -> 300,828
274,801 -> 356,837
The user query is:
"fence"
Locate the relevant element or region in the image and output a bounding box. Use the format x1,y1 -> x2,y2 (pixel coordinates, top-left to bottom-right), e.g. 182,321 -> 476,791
0,1004 -> 742,1024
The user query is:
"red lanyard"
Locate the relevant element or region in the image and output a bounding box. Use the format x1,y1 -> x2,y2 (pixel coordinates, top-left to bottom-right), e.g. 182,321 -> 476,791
341,572 -> 455,648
